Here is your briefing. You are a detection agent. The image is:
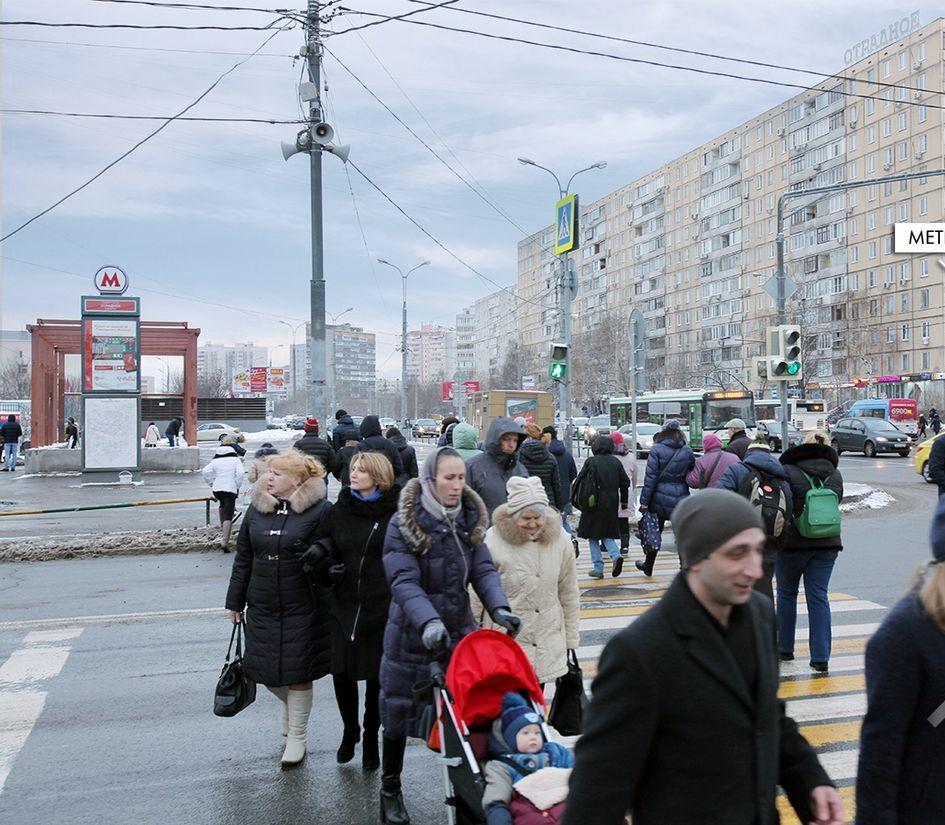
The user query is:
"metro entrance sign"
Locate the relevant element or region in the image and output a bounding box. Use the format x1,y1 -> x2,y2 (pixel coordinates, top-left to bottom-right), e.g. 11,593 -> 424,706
94,265 -> 129,295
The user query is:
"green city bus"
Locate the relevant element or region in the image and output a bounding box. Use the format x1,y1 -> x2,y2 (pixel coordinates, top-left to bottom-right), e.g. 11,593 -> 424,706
608,389 -> 756,447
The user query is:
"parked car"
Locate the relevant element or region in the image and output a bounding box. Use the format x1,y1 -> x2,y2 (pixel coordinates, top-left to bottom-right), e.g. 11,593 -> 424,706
583,414 -> 613,444
830,416 -> 911,457
283,414 -> 306,430
755,419 -> 804,452
267,417 -> 286,430
618,422 -> 662,457
196,422 -> 242,443
412,418 -> 438,439
379,417 -> 396,431
914,431 -> 945,482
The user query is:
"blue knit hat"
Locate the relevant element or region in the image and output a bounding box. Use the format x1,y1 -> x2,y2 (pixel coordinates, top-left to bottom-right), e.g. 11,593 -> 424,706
500,692 -> 542,746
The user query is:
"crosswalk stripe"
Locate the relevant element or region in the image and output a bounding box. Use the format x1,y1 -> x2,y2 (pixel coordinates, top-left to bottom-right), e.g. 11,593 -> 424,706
797,720 -> 862,748
776,785 -> 856,825
778,673 -> 865,699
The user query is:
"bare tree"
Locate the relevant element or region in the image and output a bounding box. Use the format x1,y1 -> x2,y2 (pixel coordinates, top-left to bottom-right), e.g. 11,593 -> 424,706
492,341 -> 527,390
0,358 -> 30,399
197,367 -> 229,398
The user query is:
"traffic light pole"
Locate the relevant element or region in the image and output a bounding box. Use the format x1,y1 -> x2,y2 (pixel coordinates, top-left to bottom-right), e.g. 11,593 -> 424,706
775,167 -> 945,448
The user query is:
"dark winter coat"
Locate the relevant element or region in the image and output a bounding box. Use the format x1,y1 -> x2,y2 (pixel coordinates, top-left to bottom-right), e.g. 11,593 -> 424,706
856,590 -> 945,825
379,478 -> 510,739
563,574 -> 832,825
225,477 -> 332,686
779,443 -> 844,551
312,485 -> 400,679
332,414 -> 360,451
0,421 -> 23,442
714,448 -> 794,513
333,443 -> 360,486
685,443 -> 740,490
387,429 -> 419,487
356,415 -> 404,478
927,434 -> 945,495
575,437 -> 631,541
293,432 -> 336,478
547,438 -> 577,512
465,417 -> 528,519
639,439 -> 695,519
165,418 -> 181,437
519,440 -> 564,510
725,429 -> 751,460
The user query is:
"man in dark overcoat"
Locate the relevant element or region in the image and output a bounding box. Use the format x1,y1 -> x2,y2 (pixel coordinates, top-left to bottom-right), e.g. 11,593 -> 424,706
564,489 -> 845,825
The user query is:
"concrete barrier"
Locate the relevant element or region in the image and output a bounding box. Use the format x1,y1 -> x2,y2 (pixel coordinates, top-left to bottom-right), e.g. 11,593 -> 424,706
24,446 -> 200,474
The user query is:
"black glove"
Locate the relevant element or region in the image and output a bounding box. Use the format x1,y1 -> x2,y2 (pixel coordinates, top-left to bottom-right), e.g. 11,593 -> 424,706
491,607 -> 523,638
300,542 -> 328,572
327,563 -> 346,583
421,619 -> 449,652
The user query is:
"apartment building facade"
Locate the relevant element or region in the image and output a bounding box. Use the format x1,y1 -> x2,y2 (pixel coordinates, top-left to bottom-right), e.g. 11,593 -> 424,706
516,19 -> 945,406
471,289 -> 519,384
326,324 -> 376,413
197,342 -> 268,382
406,324 -> 456,384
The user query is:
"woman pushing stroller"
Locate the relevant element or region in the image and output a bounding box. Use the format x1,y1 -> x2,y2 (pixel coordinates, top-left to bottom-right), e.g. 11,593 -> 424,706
379,446 -> 523,825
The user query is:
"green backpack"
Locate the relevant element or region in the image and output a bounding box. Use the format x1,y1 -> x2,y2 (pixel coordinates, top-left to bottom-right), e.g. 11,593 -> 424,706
795,470 -> 841,539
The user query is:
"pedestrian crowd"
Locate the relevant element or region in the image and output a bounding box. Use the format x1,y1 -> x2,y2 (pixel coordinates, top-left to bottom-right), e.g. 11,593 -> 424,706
211,408 -> 943,824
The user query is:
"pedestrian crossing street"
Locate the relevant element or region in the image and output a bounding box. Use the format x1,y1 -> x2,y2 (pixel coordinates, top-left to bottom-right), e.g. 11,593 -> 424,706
559,550 -> 881,824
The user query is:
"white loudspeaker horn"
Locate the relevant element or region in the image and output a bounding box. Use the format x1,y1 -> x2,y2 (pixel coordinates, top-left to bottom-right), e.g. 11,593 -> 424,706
325,144 -> 350,163
281,140 -> 303,161
312,122 -> 334,145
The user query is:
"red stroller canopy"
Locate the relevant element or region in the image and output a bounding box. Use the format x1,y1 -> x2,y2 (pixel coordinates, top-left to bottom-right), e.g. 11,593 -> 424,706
446,629 -> 545,728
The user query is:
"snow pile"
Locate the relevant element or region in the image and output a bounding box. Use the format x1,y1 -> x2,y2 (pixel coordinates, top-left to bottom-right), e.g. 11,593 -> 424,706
841,488 -> 896,512
844,483 -> 873,497
241,428 -> 304,447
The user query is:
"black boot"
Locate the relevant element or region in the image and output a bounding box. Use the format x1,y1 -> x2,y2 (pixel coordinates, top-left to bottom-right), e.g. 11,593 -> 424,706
362,728 -> 380,771
635,549 -> 657,577
380,735 -> 410,825
336,727 -> 359,764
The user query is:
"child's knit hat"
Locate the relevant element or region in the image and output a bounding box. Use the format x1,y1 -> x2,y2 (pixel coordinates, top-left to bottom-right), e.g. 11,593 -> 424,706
500,692 -> 542,747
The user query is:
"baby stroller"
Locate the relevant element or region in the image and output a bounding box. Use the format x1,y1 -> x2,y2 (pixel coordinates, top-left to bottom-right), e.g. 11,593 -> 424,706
423,629 -> 548,825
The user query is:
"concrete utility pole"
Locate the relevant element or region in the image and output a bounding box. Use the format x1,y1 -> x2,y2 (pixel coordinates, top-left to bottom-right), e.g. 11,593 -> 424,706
774,167 -> 945,448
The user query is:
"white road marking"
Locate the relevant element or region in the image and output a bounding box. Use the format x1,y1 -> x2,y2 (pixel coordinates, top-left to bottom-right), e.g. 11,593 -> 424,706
786,693 -> 867,723
0,647 -> 73,686
22,628 -> 84,645
0,690 -> 46,795
0,607 -> 224,631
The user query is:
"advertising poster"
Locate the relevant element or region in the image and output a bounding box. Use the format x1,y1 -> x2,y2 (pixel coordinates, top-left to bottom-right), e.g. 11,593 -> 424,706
83,318 -> 139,392
442,381 -> 454,402
250,366 -> 268,393
267,368 -> 286,393
506,397 -> 538,426
231,370 -> 251,395
83,396 -> 139,470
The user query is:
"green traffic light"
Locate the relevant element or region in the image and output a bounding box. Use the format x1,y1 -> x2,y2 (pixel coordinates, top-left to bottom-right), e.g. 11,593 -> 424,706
549,362 -> 567,379
787,361 -> 801,375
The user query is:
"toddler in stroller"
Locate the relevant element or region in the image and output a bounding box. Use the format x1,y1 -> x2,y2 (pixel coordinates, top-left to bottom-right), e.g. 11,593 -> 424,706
481,692 -> 573,825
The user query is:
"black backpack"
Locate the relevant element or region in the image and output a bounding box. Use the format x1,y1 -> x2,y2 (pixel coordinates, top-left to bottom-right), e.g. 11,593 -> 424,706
739,467 -> 789,542
570,460 -> 600,511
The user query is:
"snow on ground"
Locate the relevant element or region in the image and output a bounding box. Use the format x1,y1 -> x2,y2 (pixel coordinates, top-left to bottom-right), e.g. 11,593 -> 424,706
241,428 -> 304,446
844,483 -> 873,497
841,488 -> 896,512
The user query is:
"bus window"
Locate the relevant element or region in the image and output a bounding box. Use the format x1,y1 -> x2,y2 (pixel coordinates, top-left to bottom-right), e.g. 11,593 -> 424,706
705,396 -> 755,429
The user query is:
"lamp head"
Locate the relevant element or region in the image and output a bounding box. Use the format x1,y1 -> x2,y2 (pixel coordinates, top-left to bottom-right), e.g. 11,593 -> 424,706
517,157 -> 535,166
593,161 -> 607,169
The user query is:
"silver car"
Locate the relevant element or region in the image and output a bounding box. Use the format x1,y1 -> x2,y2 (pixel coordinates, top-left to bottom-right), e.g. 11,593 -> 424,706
583,415 -> 613,444
196,422 -> 242,443
618,422 -> 662,457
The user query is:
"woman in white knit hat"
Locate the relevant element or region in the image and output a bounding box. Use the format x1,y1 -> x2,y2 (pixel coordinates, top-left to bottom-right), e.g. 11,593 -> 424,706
472,475 -> 581,687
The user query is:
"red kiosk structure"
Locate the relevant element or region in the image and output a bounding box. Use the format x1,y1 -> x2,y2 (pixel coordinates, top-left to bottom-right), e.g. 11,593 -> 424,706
28,320 -> 200,447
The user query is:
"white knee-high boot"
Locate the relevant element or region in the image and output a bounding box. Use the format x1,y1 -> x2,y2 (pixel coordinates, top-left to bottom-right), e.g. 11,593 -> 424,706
281,687 -> 313,766
266,686 -> 289,736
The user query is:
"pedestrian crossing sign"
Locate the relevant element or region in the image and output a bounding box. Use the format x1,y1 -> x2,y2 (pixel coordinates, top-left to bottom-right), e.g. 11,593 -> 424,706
554,194 -> 579,255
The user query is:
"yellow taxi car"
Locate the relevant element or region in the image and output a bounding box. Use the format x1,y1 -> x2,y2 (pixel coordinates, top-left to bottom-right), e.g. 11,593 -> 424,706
915,431 -> 945,482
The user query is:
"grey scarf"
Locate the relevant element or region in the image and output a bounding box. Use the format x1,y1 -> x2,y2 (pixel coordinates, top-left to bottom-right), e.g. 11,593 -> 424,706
419,446 -> 463,522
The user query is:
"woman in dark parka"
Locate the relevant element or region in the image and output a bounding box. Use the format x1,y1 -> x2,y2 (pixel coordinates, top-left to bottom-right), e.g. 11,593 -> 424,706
574,435 -> 631,579
378,447 -> 521,825
225,448 -> 332,767
308,451 -> 400,771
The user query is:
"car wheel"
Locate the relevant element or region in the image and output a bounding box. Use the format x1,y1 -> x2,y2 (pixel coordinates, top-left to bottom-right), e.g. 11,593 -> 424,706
922,462 -> 933,482
897,450 -> 910,458
863,441 -> 876,458
830,439 -> 842,455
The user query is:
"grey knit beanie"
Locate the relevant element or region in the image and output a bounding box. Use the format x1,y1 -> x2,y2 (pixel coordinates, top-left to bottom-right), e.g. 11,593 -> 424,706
671,489 -> 764,569
506,475 -> 549,515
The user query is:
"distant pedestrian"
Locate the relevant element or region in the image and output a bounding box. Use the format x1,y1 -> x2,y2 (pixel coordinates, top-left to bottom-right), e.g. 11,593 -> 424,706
221,434 -> 246,457
293,417 -> 335,478
713,434 -> 793,602
543,425 -> 579,557
777,432 -> 843,674
465,417 -> 528,520
332,409 -> 360,451
144,421 -> 161,448
0,415 -> 23,472
931,408 -> 941,435
917,413 -> 928,440
65,417 -> 79,449
856,495 -> 945,824
333,427 -> 363,487
202,444 -> 245,551
451,421 -> 483,462
574,435 -> 631,579
518,423 -> 564,511
724,417 -> 751,460
225,449 -> 332,767
636,420 -> 695,576
385,426 -> 418,487
356,415 -> 404,482
165,417 -> 181,447
436,415 -> 459,447
686,432 -> 740,490
564,489 -> 844,825
609,432 -> 637,556
246,442 -> 278,485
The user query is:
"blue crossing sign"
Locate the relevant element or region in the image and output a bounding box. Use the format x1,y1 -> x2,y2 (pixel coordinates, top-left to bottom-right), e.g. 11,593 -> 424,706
554,194 -> 580,255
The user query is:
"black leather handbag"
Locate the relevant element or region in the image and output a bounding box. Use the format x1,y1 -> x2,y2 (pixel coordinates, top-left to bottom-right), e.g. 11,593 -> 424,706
213,621 -> 256,717
548,649 -> 588,736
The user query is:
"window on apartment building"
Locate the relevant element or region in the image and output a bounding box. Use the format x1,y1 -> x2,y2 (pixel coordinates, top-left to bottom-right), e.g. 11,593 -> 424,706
923,320 -> 931,338
903,353 -> 911,371
884,206 -> 894,225
867,66 -> 875,83
901,325 -> 910,342
899,201 -> 910,221
869,270 -> 877,288
884,266 -> 894,286
882,118 -> 892,137
921,289 -> 930,309
884,237 -> 893,254
883,147 -> 894,167
868,241 -> 877,260
898,112 -> 908,131
866,153 -> 876,173
848,160 -> 857,180
868,211 -> 877,230
900,261 -> 911,283
866,96 -> 875,116
851,302 -> 860,320
918,133 -> 928,154
850,246 -> 859,263
898,142 -> 909,162
869,328 -> 878,345
918,72 -> 927,90
921,258 -> 930,278
866,125 -> 875,143
884,181 -> 893,197
920,195 -> 928,216
867,184 -> 877,201
902,293 -> 910,311
898,51 -> 906,70
923,351 -> 931,369
883,89 -> 892,107
918,105 -> 927,123
849,217 -> 858,235
885,327 -> 894,343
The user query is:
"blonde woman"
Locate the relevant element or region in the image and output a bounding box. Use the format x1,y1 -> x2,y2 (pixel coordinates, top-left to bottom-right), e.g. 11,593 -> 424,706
856,497 -> 945,823
225,448 -> 332,767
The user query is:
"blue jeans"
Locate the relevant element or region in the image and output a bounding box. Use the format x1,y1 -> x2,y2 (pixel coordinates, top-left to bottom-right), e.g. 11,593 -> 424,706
588,538 -> 620,573
561,514 -> 575,537
167,435 -> 175,447
775,550 -> 838,662
2,443 -> 18,469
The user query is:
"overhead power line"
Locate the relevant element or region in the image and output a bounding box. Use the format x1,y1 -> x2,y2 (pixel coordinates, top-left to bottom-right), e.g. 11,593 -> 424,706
0,23 -> 293,243
0,35 -> 297,56
328,0 -> 458,35
85,0 -> 301,12
2,108 -> 304,124
0,19 -> 292,31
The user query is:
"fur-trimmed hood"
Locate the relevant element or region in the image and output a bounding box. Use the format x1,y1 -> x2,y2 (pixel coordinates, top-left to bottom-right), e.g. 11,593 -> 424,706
396,477 -> 488,555
492,503 -> 561,546
251,474 -> 327,514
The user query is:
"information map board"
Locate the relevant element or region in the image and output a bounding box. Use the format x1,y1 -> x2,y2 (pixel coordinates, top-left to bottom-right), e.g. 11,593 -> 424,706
82,396 -> 141,471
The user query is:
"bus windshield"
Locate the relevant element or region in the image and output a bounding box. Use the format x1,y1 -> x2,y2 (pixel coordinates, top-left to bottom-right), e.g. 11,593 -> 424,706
705,397 -> 755,430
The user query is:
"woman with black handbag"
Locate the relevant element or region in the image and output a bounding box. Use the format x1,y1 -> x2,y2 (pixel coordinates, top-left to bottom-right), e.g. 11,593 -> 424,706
225,448 -> 332,767
306,451 -> 400,771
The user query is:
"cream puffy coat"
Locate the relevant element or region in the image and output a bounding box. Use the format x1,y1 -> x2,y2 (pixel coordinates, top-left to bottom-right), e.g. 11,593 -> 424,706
473,504 -> 580,683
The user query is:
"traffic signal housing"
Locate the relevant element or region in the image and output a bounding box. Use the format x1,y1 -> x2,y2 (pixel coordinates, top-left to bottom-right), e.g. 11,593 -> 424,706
549,342 -> 568,380
768,324 -> 802,382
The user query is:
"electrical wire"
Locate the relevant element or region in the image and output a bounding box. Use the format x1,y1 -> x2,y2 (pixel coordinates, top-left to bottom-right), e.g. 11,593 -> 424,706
0,35 -> 297,57
329,10 -> 945,112
0,20 -> 292,31
85,0 -> 301,13
325,0 -> 458,36
1,108 -> 305,123
0,23 -> 294,243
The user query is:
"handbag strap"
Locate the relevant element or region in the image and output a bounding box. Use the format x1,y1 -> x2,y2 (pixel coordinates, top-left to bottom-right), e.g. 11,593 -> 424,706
655,448 -> 685,486
698,451 -> 724,489
225,621 -> 243,663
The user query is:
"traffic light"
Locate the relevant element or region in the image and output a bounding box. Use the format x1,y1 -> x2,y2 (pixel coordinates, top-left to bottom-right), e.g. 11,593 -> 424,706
753,356 -> 769,384
549,342 -> 568,380
768,324 -> 802,382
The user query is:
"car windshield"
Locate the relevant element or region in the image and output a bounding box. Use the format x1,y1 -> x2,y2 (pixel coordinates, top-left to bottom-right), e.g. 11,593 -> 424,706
620,423 -> 659,434
589,416 -> 610,427
573,418 -> 589,427
868,419 -> 901,432
417,419 -> 435,426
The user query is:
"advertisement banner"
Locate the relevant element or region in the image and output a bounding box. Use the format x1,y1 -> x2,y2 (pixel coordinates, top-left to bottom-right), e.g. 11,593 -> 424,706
442,381 -> 454,402
463,380 -> 480,394
267,368 -> 286,393
231,370 -> 251,395
82,318 -> 139,392
506,397 -> 538,426
250,366 -> 268,393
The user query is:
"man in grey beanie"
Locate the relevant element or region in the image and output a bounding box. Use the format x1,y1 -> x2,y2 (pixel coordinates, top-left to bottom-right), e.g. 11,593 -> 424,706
564,489 -> 844,825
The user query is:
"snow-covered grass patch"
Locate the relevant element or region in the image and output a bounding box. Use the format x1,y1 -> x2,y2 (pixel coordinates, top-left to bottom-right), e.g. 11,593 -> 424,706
841,489 -> 895,512
241,428 -> 304,446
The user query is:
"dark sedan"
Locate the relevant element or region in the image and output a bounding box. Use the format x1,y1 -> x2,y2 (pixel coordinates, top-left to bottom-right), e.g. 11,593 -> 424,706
756,419 -> 804,452
829,417 -> 911,457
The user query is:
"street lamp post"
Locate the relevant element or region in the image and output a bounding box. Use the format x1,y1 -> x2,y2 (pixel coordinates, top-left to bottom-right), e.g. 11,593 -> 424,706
378,259 -> 430,428
518,157 -> 606,453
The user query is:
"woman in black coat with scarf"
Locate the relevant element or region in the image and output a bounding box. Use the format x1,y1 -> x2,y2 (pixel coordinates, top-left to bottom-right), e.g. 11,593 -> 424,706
306,451 -> 400,772
225,448 -> 332,767
574,435 -> 631,579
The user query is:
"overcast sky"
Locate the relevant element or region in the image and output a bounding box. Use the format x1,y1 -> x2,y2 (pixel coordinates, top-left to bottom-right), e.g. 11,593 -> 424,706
0,0 -> 927,378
